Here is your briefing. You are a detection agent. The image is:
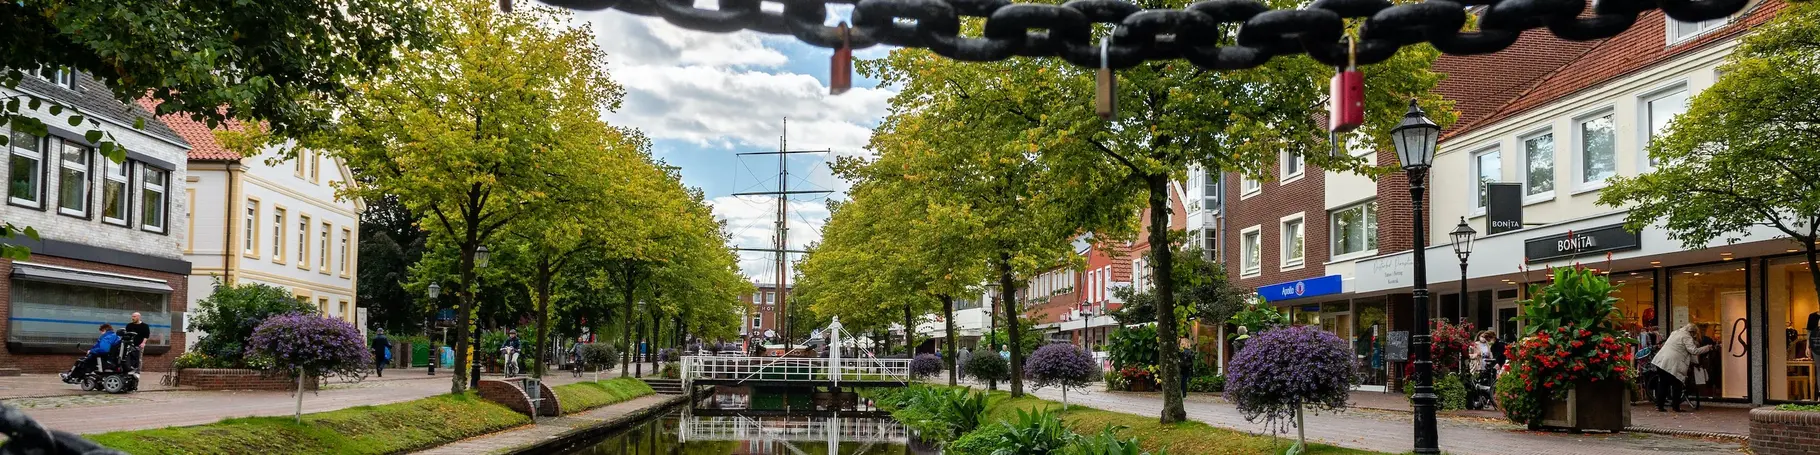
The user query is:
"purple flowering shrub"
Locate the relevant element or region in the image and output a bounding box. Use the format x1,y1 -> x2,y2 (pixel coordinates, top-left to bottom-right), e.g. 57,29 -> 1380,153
245,313 -> 372,381
1025,343 -> 1099,389
1226,326 -> 1357,433
910,353 -> 944,378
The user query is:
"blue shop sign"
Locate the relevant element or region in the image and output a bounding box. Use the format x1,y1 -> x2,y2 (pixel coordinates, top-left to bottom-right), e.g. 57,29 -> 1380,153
1257,275 -> 1343,302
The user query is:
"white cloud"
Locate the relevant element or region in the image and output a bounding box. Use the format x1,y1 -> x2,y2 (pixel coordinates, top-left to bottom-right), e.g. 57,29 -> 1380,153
710,195 -> 831,280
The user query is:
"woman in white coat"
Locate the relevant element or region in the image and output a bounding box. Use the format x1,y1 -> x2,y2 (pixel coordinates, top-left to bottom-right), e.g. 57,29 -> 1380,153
1649,323 -> 1714,412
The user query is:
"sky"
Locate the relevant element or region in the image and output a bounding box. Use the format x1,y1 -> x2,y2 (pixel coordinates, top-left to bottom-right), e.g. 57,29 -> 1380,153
576,9 -> 897,282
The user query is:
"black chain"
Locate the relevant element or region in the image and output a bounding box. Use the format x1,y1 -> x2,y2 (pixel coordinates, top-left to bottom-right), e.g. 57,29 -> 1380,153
1,404 -> 125,455
538,0 -> 1746,69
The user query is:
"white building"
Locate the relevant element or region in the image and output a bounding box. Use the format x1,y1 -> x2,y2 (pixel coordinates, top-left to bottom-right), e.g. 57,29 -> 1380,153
165,115 -> 364,344
0,71 -> 193,372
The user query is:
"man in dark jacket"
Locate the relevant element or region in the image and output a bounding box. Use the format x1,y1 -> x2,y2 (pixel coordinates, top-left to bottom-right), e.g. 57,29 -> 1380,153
124,312 -> 151,373
372,329 -> 390,377
62,324 -> 120,384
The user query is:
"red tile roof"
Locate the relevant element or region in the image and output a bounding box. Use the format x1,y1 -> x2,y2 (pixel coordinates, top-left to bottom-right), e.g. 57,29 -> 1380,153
1433,28 -> 1600,137
133,98 -> 246,161
1445,1 -> 1785,140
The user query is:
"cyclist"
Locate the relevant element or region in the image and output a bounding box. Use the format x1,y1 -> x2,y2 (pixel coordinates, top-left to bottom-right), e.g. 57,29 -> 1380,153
501,330 -> 523,377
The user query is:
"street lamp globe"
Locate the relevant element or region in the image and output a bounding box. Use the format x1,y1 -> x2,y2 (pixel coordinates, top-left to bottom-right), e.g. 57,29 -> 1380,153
474,245 -> 491,269
1391,100 -> 1441,171
1450,217 -> 1478,261
427,283 -> 441,298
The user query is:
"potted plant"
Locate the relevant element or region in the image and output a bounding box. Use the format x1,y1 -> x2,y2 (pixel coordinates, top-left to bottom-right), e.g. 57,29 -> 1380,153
1119,366 -> 1156,392
1497,266 -> 1637,432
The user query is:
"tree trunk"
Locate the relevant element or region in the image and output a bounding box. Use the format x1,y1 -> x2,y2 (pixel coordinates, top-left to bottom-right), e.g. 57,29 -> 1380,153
620,265 -> 635,378
942,294 -> 957,386
998,253 -> 1024,397
1148,174 -> 1185,423
295,372 -> 304,424
532,259 -> 551,380
904,304 -> 915,357
451,241 -> 478,394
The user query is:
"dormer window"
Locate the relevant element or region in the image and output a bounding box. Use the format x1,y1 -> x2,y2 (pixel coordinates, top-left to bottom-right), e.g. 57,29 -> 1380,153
1668,17 -> 1727,44
34,67 -> 74,90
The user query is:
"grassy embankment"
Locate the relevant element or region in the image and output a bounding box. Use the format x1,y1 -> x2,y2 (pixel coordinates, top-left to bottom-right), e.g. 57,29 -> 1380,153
89,377 -> 655,454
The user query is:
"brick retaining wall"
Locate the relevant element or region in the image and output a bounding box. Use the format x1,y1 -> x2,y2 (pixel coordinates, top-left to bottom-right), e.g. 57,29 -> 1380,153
1750,408 -> 1820,454
477,379 -> 560,417
177,368 -> 318,391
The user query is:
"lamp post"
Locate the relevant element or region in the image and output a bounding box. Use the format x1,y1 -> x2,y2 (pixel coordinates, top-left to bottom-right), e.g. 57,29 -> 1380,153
428,284 -> 441,375
1391,99 -> 1442,455
470,246 -> 490,390
1449,217 -> 1477,383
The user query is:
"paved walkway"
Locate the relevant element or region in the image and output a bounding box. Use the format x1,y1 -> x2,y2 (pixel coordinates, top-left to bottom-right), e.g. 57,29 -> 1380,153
5,364 -> 663,435
999,385 -> 1747,455
413,394 -> 681,455
1343,388 -> 1753,437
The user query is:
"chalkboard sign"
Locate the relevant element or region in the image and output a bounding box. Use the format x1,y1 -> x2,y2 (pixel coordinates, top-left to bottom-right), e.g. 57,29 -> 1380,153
1387,331 -> 1410,362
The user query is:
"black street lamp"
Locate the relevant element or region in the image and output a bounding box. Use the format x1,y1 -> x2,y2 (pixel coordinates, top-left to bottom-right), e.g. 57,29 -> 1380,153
428,283 -> 442,376
1392,99 -> 1442,455
1450,217 -> 1478,381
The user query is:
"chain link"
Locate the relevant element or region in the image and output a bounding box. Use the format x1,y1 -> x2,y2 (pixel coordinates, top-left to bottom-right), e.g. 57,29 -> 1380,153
541,0 -> 1748,70
1,403 -> 125,455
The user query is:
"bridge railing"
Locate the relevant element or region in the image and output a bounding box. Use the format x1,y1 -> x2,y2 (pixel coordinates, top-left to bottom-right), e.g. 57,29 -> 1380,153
680,415 -> 907,442
680,355 -> 910,384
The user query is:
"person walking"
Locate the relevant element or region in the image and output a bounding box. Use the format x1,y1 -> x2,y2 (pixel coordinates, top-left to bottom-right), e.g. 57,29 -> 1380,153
1178,338 -> 1196,398
956,347 -> 972,379
124,312 -> 151,373
372,329 -> 390,378
1650,323 -> 1714,412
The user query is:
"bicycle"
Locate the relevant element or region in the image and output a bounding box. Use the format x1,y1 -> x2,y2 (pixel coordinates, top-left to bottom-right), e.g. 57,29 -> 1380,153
500,347 -> 520,378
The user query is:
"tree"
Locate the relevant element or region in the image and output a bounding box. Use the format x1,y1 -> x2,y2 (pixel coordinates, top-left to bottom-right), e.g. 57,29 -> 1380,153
863,0 -> 1452,422
358,193 -> 431,335
244,313 -> 372,423
1226,326 -> 1357,454
0,0 -> 430,258
1025,343 -> 1101,409
1108,246 -> 1250,331
310,1 -> 622,393
1597,1 -> 1820,300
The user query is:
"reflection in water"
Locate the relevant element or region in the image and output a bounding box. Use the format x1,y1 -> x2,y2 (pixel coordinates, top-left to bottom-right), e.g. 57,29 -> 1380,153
561,411 -> 931,455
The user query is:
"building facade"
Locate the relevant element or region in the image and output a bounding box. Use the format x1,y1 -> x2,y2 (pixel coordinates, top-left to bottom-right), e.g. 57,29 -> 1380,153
1,72 -> 193,373
740,284 -> 789,340
166,113 -> 365,345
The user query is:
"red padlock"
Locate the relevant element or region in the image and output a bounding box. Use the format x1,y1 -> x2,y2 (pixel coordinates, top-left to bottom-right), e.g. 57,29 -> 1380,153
830,23 -> 853,95
1329,38 -> 1363,133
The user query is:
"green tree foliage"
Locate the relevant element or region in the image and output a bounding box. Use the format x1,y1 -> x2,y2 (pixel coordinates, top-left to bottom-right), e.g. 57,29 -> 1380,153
862,0 -> 1453,421
357,193 -> 430,335
190,281 -> 316,365
1598,1 -> 1820,298
0,0 -> 430,259
308,1 -> 622,393
1107,247 -> 1249,332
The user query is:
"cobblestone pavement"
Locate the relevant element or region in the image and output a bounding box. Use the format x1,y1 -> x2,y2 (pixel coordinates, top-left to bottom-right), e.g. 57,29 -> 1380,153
15,364 -> 663,435
956,379 -> 1747,455
413,394 -> 682,455
1344,388 -> 1753,437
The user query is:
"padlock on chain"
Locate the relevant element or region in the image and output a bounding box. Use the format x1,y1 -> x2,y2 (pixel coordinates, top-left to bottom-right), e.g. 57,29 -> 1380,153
830,23 -> 853,95
1329,37 -> 1363,133
1095,38 -> 1117,121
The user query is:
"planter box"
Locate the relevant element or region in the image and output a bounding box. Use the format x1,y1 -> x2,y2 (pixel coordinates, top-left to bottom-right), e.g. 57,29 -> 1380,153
1750,407 -> 1820,455
178,368 -> 319,391
1127,380 -> 1154,392
1533,379 -> 1630,432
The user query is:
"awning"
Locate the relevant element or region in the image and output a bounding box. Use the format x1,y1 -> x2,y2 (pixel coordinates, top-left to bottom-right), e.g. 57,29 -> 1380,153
11,263 -> 172,294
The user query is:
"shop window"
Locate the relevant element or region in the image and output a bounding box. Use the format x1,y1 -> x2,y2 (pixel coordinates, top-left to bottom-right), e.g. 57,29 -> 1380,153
1610,270 -> 1660,336
1766,256 -> 1818,402
1669,262 -> 1750,400
1354,299 -> 1390,388
7,279 -> 170,348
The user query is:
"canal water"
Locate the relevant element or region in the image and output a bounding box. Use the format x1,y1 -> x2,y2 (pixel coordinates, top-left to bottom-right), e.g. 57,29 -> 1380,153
557,386 -> 938,455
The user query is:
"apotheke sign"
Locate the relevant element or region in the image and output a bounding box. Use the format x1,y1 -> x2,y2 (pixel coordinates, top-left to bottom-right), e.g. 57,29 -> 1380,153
1524,224 -> 1641,263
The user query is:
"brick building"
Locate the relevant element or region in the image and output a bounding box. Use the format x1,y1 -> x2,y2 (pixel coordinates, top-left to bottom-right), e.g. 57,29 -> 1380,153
1,71 -> 193,373
739,283 -> 788,340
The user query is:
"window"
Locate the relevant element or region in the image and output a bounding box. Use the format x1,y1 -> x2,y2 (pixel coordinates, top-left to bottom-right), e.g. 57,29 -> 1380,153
1132,258 -> 1148,290
34,67 -> 74,90
1668,17 -> 1726,44
340,301 -> 351,323
1240,227 -> 1262,276
297,215 -> 312,269
6,278 -> 170,348
1578,113 -> 1616,186
752,313 -> 762,329
751,292 -> 761,304
1281,216 -> 1305,267
1202,169 -> 1219,212
1472,148 -> 1500,210
293,154 -> 305,177
318,297 -> 330,316
1282,151 -> 1305,181
272,208 -> 287,263
765,292 -> 775,304
309,152 -> 321,183
1643,89 -> 1689,169
101,160 -> 129,225
319,222 -> 331,273
1522,133 -> 1555,197
1331,201 -> 1378,258
9,132 -> 43,207
1201,227 -> 1218,256
139,167 -> 167,233
1241,174 -> 1261,196
243,199 -> 260,256
56,141 -> 90,217
340,228 -> 352,276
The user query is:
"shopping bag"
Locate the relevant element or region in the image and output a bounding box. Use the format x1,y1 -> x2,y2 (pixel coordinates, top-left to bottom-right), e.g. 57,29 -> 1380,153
1693,366 -> 1709,385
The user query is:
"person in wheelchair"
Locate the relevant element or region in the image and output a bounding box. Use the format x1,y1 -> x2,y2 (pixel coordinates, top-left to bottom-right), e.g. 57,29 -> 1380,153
61,324 -> 120,384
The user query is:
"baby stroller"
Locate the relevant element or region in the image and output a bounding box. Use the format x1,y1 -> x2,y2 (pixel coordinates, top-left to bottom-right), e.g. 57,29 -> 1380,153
1465,360 -> 1501,410
63,329 -> 141,394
